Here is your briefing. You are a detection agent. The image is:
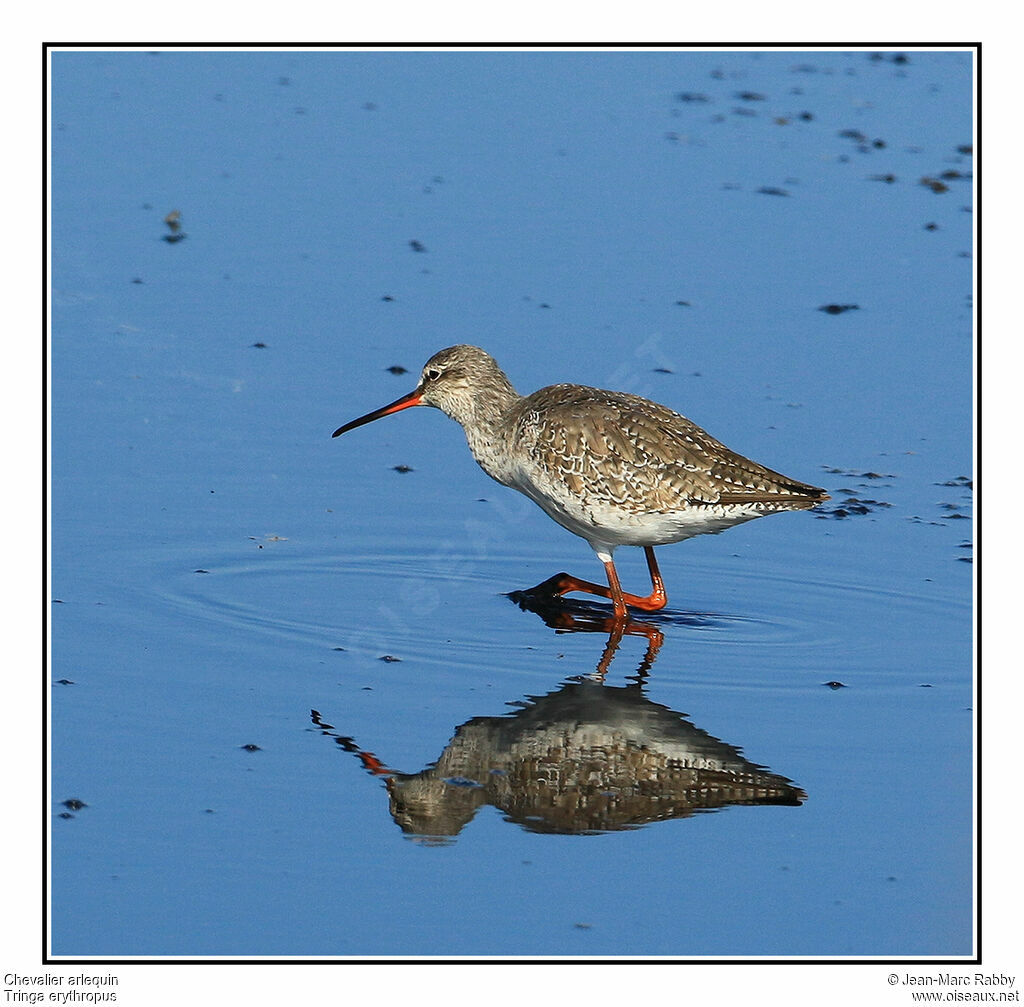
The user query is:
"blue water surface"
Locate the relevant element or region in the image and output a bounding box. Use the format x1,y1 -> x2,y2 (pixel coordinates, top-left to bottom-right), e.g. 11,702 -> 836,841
50,48 -> 974,958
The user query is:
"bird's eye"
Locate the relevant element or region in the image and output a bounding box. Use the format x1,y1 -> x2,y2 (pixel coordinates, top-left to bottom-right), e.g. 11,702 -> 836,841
425,367 -> 442,381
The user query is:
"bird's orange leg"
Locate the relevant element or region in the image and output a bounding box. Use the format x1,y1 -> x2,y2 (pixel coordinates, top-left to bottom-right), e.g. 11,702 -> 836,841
531,547 -> 669,618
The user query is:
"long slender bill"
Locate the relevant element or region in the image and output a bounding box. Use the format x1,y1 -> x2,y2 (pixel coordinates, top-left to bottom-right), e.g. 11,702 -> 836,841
331,388 -> 423,438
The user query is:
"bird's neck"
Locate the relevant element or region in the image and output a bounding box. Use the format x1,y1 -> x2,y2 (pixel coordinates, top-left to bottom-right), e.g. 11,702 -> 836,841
454,381 -> 522,487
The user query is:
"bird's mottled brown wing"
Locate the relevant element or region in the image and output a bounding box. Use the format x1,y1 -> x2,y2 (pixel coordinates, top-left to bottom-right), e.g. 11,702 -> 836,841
511,385 -> 826,513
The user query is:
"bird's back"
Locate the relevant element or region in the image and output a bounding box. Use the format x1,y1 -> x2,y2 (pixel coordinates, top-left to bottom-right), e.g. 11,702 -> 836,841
506,383 -> 827,516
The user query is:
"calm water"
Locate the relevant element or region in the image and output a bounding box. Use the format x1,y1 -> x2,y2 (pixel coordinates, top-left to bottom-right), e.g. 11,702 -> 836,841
49,49 -> 973,959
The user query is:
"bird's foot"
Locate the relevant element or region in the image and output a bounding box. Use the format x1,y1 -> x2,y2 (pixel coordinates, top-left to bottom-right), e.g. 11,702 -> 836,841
521,571 -> 666,617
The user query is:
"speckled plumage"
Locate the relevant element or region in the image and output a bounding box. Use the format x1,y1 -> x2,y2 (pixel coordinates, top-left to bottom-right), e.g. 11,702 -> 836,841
333,344 -> 828,616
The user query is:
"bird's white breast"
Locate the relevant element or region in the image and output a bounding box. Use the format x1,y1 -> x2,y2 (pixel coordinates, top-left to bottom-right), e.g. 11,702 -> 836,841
507,463 -> 768,552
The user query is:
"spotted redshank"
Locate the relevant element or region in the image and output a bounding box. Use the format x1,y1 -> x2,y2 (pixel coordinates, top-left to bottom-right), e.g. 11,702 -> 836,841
332,345 -> 828,618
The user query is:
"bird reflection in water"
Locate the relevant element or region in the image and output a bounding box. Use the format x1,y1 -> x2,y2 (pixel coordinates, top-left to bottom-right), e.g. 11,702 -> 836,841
311,603 -> 805,843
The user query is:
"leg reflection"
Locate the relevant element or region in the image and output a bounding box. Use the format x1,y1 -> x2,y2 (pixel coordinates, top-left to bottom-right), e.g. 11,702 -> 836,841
507,588 -> 664,681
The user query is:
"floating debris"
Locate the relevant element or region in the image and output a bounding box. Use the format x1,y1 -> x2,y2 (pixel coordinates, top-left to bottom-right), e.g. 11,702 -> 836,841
919,176 -> 950,194
907,490 -> 973,527
821,467 -> 896,480
818,303 -> 860,315
409,239 -> 427,252
379,654 -> 402,663
393,464 -> 414,473
837,129 -> 888,154
241,743 -> 262,752
676,91 -> 710,103
757,186 -> 790,197
386,365 -> 408,375
823,681 -> 847,690
845,496 -> 890,510
62,799 -> 88,811
815,495 -> 892,519
162,209 -> 187,243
